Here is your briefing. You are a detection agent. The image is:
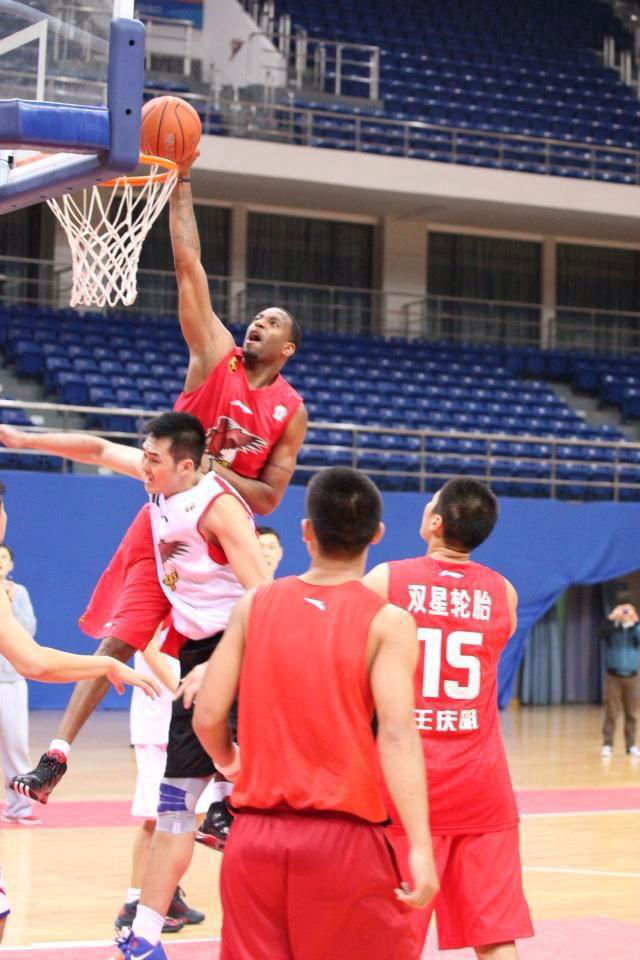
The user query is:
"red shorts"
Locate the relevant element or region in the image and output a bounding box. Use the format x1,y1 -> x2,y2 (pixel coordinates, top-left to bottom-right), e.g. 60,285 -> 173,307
220,810 -> 419,960
78,505 -> 170,651
387,825 -> 533,951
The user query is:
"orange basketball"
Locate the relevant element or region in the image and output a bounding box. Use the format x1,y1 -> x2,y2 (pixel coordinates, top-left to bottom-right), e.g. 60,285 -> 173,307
140,96 -> 201,166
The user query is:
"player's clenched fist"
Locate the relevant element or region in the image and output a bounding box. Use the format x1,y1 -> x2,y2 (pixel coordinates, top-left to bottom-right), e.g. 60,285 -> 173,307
395,842 -> 439,909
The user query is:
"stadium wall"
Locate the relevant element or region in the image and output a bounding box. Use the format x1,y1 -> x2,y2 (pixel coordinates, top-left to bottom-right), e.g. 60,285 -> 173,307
4,470 -> 639,712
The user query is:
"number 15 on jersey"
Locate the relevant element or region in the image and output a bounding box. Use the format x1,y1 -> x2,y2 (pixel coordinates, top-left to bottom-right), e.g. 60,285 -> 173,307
419,627 -> 482,701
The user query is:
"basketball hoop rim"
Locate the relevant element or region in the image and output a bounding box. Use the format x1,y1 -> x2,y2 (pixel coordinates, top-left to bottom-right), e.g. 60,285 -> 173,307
100,154 -> 179,187
13,152 -> 178,188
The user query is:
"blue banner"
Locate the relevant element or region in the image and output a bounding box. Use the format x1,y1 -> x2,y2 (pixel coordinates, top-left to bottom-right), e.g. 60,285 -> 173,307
3,470 -> 639,710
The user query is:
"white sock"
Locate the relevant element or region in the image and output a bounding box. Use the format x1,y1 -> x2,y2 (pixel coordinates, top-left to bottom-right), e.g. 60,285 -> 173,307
126,887 -> 141,905
210,780 -> 233,802
132,904 -> 164,946
49,739 -> 71,759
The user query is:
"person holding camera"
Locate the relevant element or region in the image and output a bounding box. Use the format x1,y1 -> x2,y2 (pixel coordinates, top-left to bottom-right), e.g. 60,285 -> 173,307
599,593 -> 640,758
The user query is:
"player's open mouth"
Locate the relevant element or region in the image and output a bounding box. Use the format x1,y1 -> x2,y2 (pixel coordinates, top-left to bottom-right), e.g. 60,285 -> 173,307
247,331 -> 262,343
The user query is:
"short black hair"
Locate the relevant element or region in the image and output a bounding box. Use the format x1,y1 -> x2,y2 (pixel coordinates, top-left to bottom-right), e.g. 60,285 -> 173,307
306,467 -> 382,558
284,310 -> 302,350
145,412 -> 205,466
433,478 -> 498,551
257,526 -> 281,543
0,543 -> 12,560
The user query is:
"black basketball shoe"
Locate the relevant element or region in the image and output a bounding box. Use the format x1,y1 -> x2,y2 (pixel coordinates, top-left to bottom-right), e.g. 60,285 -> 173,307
114,900 -> 185,935
195,799 -> 233,851
10,750 -> 68,804
167,886 -> 205,925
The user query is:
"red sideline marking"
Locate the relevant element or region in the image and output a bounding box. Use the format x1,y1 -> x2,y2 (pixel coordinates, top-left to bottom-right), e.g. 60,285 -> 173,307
0,800 -> 135,829
516,787 -> 640,814
424,917 -> 640,958
4,787 -> 640,831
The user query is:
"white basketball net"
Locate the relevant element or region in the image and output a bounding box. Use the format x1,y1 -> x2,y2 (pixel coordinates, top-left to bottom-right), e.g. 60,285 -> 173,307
48,162 -> 177,308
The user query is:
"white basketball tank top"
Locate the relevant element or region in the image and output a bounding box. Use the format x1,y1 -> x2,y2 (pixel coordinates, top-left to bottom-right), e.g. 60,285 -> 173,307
149,473 -> 252,640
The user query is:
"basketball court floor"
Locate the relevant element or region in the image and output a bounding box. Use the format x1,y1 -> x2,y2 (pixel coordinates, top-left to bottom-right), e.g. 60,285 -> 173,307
0,705 -> 638,959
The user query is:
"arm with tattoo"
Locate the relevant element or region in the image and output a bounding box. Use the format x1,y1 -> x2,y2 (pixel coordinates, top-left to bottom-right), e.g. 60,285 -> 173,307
170,176 -> 234,393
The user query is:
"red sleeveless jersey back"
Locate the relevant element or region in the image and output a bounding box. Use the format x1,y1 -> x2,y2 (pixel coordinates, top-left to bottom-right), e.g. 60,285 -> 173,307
231,577 -> 388,822
388,556 -> 518,835
174,347 -> 302,479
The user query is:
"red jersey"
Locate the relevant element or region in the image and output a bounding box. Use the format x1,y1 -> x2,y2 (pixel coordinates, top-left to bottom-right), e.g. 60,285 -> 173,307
388,556 -> 518,835
174,347 -> 302,479
231,577 -> 388,823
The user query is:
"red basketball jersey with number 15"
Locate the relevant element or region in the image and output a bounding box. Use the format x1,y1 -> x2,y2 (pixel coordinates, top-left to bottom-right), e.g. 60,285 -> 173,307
387,555 -> 519,836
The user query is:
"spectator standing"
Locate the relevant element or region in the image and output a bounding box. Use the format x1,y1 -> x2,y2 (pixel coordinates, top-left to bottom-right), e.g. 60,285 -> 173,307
599,593 -> 640,758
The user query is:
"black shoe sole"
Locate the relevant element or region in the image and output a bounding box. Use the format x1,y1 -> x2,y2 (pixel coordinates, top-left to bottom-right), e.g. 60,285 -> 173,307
195,830 -> 226,852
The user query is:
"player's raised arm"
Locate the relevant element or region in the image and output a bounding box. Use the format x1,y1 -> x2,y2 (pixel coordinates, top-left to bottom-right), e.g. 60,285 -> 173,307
170,165 -> 235,393
369,603 -> 438,910
0,425 -> 143,478
199,494 -> 271,590
209,403 -> 308,514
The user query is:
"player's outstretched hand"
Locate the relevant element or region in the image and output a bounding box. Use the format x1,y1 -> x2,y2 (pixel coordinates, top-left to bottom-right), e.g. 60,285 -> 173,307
105,660 -> 161,698
394,842 -> 439,909
0,424 -> 28,448
174,661 -> 207,708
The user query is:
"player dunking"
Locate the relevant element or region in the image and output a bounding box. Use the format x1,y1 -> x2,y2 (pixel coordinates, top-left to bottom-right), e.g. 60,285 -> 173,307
0,484 -> 159,944
363,478 -> 533,960
11,160 -> 306,825
191,467 -> 438,960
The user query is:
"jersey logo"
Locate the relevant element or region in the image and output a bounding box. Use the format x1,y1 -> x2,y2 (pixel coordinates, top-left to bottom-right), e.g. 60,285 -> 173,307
304,597 -> 326,611
158,539 -> 189,592
273,404 -> 287,422
228,356 -> 239,373
230,399 -> 253,415
439,570 -> 464,579
206,416 -> 267,467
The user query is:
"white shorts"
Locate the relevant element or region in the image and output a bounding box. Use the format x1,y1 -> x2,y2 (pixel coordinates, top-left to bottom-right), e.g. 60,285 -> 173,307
131,744 -> 217,818
0,867 -> 9,918
132,744 -> 167,820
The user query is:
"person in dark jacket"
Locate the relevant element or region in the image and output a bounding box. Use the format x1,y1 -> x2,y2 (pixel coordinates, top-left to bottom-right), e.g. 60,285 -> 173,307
599,593 -> 640,758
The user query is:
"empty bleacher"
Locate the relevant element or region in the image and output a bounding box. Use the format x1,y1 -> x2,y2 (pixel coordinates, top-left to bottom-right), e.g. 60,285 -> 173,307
273,0 -> 640,182
2,304 -> 640,500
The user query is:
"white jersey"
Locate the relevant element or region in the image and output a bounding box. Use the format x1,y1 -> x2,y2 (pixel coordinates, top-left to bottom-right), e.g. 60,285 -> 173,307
149,472 -> 252,640
129,649 -> 179,746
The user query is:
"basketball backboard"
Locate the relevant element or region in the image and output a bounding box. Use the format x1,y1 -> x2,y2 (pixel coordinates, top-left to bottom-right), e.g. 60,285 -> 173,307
0,0 -> 145,213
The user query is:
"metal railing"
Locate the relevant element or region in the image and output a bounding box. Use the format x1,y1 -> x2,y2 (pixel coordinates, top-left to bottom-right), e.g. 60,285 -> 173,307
400,296 -> 543,347
0,399 -> 639,501
2,51 -> 638,185
398,295 -> 640,354
5,254 -> 640,353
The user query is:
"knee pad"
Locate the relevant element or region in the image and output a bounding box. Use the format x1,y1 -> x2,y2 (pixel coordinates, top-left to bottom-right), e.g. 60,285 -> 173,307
156,777 -> 208,835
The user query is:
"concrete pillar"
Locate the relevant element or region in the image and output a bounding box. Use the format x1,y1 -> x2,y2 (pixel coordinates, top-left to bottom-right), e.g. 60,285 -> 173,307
229,203 -> 248,326
541,236 -> 556,350
380,216 -> 427,337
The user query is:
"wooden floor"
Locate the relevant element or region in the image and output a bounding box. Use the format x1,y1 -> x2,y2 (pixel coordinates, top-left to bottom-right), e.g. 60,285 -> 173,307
1,705 -> 639,951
